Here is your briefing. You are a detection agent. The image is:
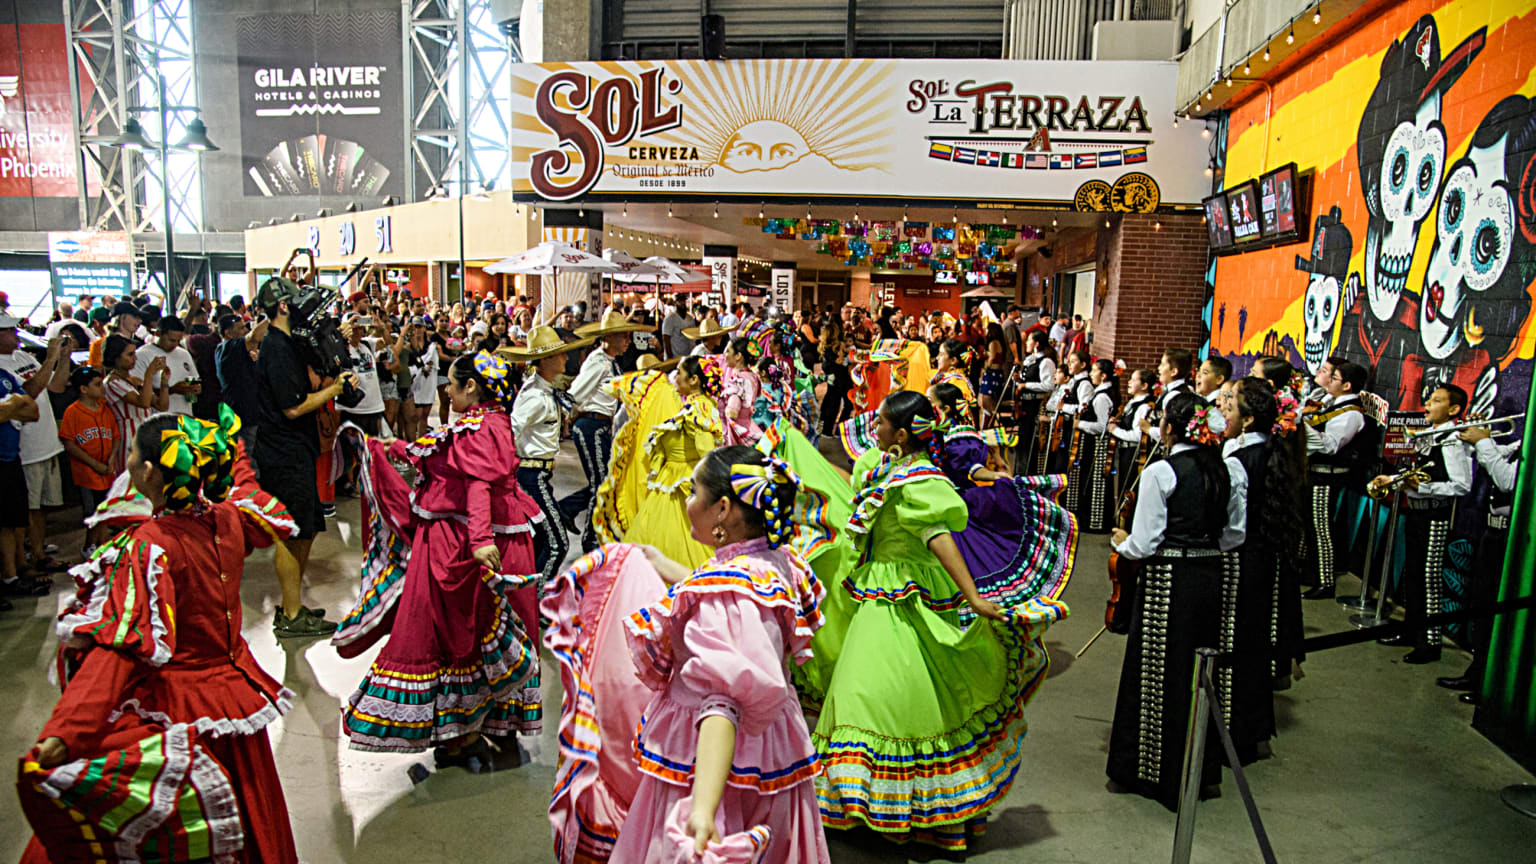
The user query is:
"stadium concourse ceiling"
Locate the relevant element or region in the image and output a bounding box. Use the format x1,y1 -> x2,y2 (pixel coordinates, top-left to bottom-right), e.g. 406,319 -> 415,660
563,201 -> 1098,269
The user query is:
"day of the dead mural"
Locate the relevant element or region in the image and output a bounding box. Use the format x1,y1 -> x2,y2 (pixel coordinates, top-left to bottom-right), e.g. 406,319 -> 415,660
1212,2 -> 1536,423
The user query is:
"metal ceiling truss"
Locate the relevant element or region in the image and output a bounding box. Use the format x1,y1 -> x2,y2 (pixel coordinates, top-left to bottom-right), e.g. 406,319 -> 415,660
402,0 -> 512,201
64,0 -> 203,236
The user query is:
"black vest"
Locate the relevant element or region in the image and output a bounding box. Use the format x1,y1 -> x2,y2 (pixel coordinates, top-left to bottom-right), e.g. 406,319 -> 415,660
1082,384 -> 1119,426
1162,449 -> 1230,549
1021,353 -> 1045,384
1060,373 -> 1089,410
1307,399 -> 1374,470
1230,441 -> 1271,549
1117,394 -> 1151,431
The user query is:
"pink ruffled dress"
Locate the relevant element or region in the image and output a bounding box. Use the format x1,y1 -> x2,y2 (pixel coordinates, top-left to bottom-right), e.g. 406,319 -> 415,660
614,537 -> 831,864
719,365 -> 763,446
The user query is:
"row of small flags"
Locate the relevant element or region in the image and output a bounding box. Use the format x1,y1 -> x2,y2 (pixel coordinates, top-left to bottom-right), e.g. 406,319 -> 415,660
929,142 -> 1147,168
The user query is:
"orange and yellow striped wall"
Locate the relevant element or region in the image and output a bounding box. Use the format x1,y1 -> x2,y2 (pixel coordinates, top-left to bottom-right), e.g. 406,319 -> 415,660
1213,0 -> 1536,418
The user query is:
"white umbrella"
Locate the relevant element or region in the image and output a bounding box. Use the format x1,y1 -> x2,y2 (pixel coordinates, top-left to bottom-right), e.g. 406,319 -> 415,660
485,240 -> 620,324
484,240 -> 619,275
959,285 -> 1009,299
612,255 -> 711,293
602,248 -> 667,277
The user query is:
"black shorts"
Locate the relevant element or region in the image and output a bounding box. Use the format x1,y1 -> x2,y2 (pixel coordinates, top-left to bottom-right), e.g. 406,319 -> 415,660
0,459 -> 26,528
255,448 -> 324,541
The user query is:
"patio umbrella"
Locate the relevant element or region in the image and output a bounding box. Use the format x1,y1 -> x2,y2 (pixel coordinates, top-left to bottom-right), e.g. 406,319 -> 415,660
485,240 -> 620,323
611,255 -> 711,293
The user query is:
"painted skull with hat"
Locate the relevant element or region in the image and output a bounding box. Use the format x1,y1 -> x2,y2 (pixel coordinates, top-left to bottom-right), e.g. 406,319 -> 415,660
1296,204 -> 1353,375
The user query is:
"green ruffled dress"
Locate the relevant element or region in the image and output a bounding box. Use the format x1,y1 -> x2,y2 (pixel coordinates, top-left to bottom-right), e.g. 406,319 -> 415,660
809,448 -> 1055,851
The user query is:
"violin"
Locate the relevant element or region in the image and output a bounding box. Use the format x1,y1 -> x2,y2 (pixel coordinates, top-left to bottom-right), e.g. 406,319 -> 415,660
1067,419 -> 1083,469
1103,438 -> 1156,635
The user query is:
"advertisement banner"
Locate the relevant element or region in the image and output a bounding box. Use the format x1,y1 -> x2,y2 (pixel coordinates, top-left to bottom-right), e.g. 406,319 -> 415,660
512,59 -> 1205,208
0,24 -> 94,198
235,10 -> 403,198
770,265 -> 796,311
703,254 -> 736,308
48,231 -> 133,300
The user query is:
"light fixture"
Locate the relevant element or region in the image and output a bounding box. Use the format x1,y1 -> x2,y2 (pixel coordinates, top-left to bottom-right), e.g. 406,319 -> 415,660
1002,212 -> 1009,224
1154,221 -> 1162,231
1104,218 -> 1111,228
1205,165 -> 1213,177
623,201 -> 628,216
952,208 -> 958,223
107,117 -> 154,150
1204,90 -> 1212,101
382,195 -> 398,206
1287,21 -> 1295,44
713,202 -> 719,218
902,205 -> 908,222
532,208 -> 540,220
470,181 -> 492,201
807,203 -> 812,220
758,201 -> 764,218
290,213 -> 302,222
578,207 -> 584,217
1052,217 -> 1058,227
344,202 -> 358,212
1202,127 -> 1211,139
667,204 -> 673,218
854,204 -> 860,222
247,220 -> 261,229
175,117 -> 218,152
1313,4 -> 1322,25
1225,76 -> 1232,87
1173,114 -> 1180,128
267,217 -> 280,226
1244,62 -> 1251,75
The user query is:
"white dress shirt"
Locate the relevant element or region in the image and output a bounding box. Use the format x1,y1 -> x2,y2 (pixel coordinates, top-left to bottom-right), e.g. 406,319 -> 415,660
1222,430 -> 1270,458
1304,394 -> 1367,455
1408,420 -> 1472,501
569,347 -> 621,415
1044,383 -> 1066,413
1022,353 -> 1057,393
1114,443 -> 1246,558
1111,397 -> 1153,444
1057,373 -> 1092,416
1194,388 -> 1227,435
511,374 -> 562,460
1076,383 -> 1117,436
1146,378 -> 1188,443
1473,438 -> 1519,501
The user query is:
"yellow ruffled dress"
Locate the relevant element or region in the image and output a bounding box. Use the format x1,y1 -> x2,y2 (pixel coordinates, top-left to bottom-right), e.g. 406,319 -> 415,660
593,370 -> 682,545
625,395 -> 722,569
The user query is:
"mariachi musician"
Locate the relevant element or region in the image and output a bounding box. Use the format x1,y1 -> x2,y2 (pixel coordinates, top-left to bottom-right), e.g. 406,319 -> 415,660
1375,384 -> 1472,665
1015,330 -> 1057,473
1139,348 -> 1194,450
1300,359 -> 1375,599
1073,359 -> 1120,533
1439,417 -> 1521,701
1111,369 -> 1157,509
1051,349 -> 1093,509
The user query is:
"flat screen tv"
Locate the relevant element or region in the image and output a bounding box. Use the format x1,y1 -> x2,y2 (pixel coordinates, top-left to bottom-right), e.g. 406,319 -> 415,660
1226,181 -> 1262,244
933,269 -> 958,284
1203,192 -> 1233,250
1259,163 -> 1302,243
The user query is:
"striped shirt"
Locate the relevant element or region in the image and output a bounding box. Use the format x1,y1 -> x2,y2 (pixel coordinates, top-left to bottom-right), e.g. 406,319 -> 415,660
105,374 -> 155,470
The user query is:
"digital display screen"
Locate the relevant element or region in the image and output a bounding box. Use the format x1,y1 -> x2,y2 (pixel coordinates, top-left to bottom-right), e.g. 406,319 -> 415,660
933,269 -> 958,284
1226,181 -> 1262,243
1203,193 -> 1233,250
1259,163 -> 1299,240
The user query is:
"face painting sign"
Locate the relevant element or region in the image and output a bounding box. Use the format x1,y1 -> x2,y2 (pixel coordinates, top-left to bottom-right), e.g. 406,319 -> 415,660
235,10 -> 403,198
511,59 -> 1208,209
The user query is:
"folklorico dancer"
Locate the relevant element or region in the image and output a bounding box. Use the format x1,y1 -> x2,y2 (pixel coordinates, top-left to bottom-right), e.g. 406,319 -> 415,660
564,311 -> 653,552
335,352 -> 544,763
1217,378 -> 1305,764
1300,359 -> 1373,599
1439,419 -> 1520,701
1072,359 -> 1120,534
508,325 -> 595,582
1374,385 -> 1472,665
19,408 -> 303,863
1108,392 -> 1245,810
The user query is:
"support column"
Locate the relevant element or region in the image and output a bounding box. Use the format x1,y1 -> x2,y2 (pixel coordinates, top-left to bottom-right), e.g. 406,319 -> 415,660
1090,213 -> 1209,372
771,261 -> 798,313
703,244 -> 737,311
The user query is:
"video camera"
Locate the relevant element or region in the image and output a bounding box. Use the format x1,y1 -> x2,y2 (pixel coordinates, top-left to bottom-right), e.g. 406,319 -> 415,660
255,251 -> 369,410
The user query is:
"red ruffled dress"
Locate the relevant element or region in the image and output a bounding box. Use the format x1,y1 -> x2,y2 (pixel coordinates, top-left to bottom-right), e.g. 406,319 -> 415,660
19,454 -> 301,864
339,404 -> 545,750
614,537 -> 831,864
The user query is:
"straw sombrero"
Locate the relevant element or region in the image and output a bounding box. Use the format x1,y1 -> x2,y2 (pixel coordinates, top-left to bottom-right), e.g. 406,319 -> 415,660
576,309 -> 656,337
497,325 -> 594,362
637,353 -> 681,373
682,314 -> 739,341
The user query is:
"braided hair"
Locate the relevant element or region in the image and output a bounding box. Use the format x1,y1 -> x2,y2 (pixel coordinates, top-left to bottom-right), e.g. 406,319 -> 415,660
1232,378 -> 1306,552
884,389 -> 944,463
680,355 -> 721,400
940,338 -> 973,370
696,445 -> 799,549
450,352 -> 516,409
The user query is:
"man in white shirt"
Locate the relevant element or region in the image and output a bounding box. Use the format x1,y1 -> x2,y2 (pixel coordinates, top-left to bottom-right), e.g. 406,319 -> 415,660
132,315 -> 200,416
339,316 -> 386,436
1300,359 -> 1373,598
509,326 -> 591,580
563,310 -> 651,551
0,326 -> 68,572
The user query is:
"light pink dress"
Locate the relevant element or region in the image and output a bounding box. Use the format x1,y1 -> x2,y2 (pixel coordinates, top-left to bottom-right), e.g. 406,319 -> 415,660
719,365 -> 763,445
615,537 -> 830,864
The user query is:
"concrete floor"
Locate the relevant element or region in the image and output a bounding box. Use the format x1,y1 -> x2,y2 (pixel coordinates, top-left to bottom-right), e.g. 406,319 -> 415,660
2,440 -> 1533,863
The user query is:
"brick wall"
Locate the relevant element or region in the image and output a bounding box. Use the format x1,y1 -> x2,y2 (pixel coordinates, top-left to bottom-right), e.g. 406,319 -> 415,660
1093,213 -> 1209,373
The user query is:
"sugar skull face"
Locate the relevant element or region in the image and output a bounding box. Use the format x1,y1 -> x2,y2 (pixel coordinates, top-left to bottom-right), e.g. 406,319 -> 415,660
1364,97 -> 1446,322
1302,273 -> 1341,374
1421,140 -> 1514,359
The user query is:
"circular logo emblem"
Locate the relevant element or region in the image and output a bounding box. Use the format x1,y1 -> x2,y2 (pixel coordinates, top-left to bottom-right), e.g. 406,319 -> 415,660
1074,180 -> 1113,212
1111,172 -> 1161,213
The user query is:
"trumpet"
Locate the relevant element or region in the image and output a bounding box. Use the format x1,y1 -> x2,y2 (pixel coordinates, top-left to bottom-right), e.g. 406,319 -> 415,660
1407,413 -> 1525,440
1366,466 -> 1432,499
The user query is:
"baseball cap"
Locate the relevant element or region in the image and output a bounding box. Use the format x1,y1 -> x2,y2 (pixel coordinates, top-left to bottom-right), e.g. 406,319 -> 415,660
111,301 -> 141,320
217,313 -> 243,334
346,291 -> 368,305
90,306 -> 112,325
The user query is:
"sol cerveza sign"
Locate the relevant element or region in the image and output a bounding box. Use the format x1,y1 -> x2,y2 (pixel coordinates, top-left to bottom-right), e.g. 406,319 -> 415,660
512,58 -> 1208,209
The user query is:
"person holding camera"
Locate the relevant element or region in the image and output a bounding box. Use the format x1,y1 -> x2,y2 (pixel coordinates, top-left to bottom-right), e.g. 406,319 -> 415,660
133,315 -> 199,417
255,281 -> 355,639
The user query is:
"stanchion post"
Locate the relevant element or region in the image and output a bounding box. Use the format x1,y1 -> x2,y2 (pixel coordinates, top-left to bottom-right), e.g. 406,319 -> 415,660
1172,647 -> 1219,864
1340,493 -> 1379,611
1351,490 -> 1402,629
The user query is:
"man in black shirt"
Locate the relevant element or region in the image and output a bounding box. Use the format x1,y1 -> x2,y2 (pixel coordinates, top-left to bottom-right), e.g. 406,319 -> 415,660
255,280 -> 355,638
215,313 -> 267,453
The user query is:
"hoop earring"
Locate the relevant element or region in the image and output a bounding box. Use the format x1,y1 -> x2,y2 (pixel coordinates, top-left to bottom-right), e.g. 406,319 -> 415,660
885,444 -> 903,459
711,524 -> 727,543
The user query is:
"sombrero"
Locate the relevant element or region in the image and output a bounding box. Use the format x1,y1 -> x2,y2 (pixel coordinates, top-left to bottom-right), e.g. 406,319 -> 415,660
682,314 -> 738,341
637,353 -> 681,373
498,325 -> 594,362
576,309 -> 656,337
